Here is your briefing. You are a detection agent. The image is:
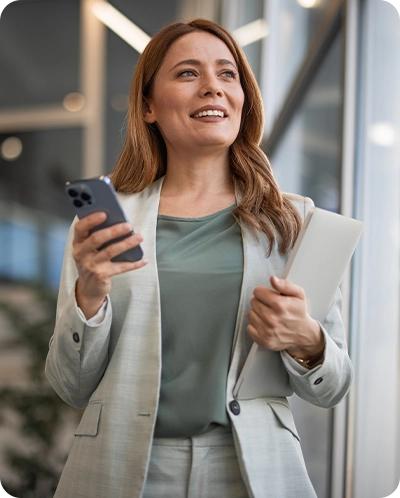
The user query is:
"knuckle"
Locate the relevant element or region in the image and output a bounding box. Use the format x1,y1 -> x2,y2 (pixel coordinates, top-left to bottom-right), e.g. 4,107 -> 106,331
263,312 -> 275,327
90,231 -> 104,246
274,298 -> 285,314
103,244 -> 116,260
72,246 -> 83,262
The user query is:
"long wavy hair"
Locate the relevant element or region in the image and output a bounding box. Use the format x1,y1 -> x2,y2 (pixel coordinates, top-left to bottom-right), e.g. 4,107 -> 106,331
111,19 -> 302,255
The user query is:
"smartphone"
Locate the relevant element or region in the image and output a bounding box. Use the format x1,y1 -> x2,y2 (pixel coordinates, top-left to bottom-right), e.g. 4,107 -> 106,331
64,176 -> 144,262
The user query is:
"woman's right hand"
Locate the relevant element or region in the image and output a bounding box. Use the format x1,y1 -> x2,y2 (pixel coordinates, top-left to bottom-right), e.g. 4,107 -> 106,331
72,211 -> 148,319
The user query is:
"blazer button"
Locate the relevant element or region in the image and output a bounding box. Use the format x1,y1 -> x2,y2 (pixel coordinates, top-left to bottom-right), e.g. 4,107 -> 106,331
314,377 -> 323,385
72,332 -> 80,343
229,400 -> 241,415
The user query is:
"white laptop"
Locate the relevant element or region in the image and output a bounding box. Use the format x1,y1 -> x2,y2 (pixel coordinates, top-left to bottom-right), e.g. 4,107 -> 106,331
233,207 -> 364,400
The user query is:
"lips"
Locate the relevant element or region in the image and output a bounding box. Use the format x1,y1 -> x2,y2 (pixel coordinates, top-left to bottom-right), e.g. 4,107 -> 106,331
193,109 -> 225,118
190,105 -> 228,119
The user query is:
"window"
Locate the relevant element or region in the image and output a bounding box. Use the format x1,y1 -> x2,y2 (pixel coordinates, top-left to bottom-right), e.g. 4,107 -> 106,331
271,33 -> 343,212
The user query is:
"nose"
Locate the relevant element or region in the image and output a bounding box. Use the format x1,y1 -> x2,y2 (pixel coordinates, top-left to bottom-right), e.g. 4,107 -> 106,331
199,74 -> 223,98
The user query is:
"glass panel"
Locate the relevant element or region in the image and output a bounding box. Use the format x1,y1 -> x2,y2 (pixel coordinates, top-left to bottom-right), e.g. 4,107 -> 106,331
272,32 -> 343,212
0,0 -> 80,108
230,0 -> 264,81
0,129 -> 83,219
267,0 -> 331,121
0,202 -> 70,288
109,0 -> 180,36
0,217 -> 39,282
270,32 -> 343,498
221,0 -> 264,81
105,0 -> 180,172
0,128 -> 81,287
350,0 -> 400,496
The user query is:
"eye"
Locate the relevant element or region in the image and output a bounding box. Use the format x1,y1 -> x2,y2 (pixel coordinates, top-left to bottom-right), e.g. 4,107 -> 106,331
178,69 -> 197,77
220,69 -> 238,79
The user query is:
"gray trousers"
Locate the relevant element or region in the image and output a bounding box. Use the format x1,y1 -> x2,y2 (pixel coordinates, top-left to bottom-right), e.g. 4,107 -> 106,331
142,426 -> 249,498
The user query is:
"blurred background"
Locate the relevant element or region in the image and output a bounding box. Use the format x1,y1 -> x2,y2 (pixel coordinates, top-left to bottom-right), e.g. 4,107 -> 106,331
0,0 -> 399,497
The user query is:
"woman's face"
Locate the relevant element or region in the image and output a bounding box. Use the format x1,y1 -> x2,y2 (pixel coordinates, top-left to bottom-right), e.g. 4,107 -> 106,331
144,31 -> 245,156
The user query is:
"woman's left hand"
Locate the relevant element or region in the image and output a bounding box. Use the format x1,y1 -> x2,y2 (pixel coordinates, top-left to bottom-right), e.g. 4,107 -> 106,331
247,276 -> 325,359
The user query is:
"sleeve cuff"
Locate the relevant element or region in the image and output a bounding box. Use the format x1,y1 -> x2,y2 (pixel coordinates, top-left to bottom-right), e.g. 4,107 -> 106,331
76,297 -> 109,326
281,350 -> 323,376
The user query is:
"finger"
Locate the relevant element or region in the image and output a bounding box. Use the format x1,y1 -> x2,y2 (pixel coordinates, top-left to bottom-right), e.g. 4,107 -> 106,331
246,322 -> 280,350
104,256 -> 149,276
248,304 -> 278,330
252,286 -> 278,308
87,223 -> 136,253
246,322 -> 260,342
96,233 -> 144,262
74,212 -> 107,242
270,276 -> 305,299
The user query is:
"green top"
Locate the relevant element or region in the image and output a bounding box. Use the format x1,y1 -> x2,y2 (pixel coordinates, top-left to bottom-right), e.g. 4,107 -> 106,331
154,205 -> 243,438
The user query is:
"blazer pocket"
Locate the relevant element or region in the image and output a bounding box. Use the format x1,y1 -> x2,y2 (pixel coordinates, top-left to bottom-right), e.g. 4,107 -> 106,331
75,402 -> 102,437
268,401 -> 301,442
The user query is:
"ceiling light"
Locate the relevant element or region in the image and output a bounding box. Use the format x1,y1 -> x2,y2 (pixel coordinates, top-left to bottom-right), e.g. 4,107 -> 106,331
1,137 -> 23,161
232,18 -> 269,48
92,1 -> 151,54
63,92 -> 86,112
368,122 -> 397,147
297,0 -> 320,8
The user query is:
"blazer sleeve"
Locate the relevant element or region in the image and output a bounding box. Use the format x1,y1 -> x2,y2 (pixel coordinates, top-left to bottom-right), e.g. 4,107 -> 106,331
45,219 -> 113,409
280,196 -> 353,408
281,287 -> 353,408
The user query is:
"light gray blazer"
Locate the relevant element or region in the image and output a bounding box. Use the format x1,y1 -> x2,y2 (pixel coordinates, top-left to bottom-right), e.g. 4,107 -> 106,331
45,177 -> 352,498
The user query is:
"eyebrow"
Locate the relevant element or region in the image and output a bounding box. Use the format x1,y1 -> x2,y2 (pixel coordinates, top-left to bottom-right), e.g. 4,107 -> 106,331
170,58 -> 238,72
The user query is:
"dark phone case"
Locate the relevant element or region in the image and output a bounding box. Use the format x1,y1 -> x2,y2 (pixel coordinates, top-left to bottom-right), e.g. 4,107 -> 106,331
65,176 -> 144,262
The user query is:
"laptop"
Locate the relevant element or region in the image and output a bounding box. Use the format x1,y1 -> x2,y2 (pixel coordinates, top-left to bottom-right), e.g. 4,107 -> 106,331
233,207 -> 364,400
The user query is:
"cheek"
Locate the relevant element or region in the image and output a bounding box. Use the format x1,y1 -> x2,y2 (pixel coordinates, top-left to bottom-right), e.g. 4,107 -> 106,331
236,89 -> 245,112
152,93 -> 184,124
228,86 -> 245,118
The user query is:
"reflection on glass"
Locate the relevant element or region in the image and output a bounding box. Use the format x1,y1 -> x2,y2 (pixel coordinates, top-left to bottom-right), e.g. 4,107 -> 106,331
267,0 -> 330,119
272,33 -> 343,212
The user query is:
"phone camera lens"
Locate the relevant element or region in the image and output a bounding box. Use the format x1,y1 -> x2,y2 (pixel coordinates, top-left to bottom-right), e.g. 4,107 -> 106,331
73,199 -> 83,207
81,192 -> 91,201
68,189 -> 78,198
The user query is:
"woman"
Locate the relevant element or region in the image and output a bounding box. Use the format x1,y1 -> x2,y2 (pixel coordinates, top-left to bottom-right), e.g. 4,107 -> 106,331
46,19 -> 352,498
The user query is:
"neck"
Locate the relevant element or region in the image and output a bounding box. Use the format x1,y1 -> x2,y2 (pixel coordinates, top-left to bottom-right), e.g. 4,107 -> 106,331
162,149 -> 234,196
158,148 -> 236,217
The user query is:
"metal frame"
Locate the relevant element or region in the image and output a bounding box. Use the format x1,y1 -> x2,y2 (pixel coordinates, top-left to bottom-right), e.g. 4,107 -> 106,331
338,1 -> 360,497
335,1 -> 360,497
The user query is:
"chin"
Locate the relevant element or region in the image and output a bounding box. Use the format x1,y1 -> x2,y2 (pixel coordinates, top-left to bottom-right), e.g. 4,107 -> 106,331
195,134 -> 236,148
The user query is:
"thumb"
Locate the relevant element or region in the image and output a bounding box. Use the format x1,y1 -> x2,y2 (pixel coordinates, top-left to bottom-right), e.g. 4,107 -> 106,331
270,276 -> 305,299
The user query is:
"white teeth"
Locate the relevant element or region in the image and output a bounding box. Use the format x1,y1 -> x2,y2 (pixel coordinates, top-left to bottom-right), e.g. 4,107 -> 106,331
193,110 -> 225,118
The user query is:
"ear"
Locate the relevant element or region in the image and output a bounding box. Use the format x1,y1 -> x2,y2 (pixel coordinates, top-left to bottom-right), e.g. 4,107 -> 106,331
142,98 -> 156,123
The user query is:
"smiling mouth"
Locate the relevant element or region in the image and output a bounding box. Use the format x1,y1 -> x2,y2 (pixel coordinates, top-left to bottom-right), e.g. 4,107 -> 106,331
191,110 -> 226,118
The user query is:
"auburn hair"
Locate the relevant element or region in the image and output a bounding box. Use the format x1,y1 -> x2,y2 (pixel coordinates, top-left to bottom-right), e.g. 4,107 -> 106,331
111,19 -> 302,255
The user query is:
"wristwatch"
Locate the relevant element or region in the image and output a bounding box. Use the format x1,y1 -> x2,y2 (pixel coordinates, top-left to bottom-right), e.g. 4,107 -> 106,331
293,347 -> 325,369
